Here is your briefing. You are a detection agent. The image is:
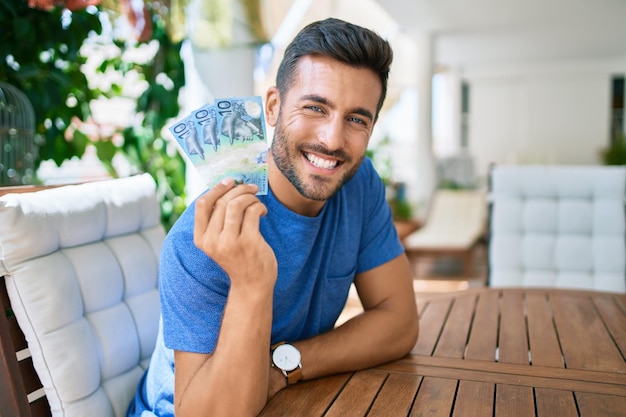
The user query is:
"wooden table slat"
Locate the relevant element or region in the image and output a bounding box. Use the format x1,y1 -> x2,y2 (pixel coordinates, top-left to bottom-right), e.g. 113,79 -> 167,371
526,293 -> 565,367
412,298 -> 453,356
451,381 -> 494,417
367,373 -> 421,417
551,294 -> 625,372
259,373 -> 350,416
433,293 -> 476,358
464,290 -> 500,361
324,370 -> 385,417
613,294 -> 626,313
575,391 -> 626,417
409,377 -> 456,417
498,291 -> 530,364
592,295 -> 626,359
534,388 -> 578,417
495,384 -> 535,417
379,355 -> 626,396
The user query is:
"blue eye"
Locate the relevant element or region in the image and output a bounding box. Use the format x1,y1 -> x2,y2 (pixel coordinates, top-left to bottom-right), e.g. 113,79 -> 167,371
348,116 -> 366,125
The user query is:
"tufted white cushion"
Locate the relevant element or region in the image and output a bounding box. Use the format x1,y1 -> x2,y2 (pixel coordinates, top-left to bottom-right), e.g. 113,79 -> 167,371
0,174 -> 165,417
489,165 -> 626,292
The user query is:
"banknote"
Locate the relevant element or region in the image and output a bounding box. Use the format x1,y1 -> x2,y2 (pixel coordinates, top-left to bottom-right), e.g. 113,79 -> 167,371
169,96 -> 268,195
169,114 -> 205,160
191,103 -> 220,152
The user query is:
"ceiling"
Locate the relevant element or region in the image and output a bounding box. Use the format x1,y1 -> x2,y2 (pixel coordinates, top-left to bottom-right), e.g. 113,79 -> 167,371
378,0 -> 626,69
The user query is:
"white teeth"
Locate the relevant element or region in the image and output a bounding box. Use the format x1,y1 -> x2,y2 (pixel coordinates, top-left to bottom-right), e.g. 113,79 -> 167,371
305,153 -> 338,169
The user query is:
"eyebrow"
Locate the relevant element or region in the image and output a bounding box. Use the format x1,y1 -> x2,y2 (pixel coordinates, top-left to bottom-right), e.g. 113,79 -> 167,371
300,94 -> 374,122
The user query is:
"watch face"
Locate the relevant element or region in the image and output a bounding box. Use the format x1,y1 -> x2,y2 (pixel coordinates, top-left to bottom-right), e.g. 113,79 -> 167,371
272,344 -> 301,372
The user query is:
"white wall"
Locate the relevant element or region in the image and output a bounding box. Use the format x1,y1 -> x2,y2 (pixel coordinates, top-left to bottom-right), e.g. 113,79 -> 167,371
465,62 -> 622,183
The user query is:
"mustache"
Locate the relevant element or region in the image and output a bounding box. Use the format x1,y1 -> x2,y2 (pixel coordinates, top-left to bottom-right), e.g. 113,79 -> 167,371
299,143 -> 350,161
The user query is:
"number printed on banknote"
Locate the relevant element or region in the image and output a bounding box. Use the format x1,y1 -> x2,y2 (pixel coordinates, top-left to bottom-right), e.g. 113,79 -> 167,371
169,96 -> 268,195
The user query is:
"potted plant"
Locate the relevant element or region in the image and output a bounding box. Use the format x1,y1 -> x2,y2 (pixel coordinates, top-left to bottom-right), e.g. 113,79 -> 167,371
601,134 -> 626,165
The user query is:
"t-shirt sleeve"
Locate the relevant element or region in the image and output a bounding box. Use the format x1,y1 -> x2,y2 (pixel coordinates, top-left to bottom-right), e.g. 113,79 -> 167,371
356,159 -> 405,274
158,206 -> 229,354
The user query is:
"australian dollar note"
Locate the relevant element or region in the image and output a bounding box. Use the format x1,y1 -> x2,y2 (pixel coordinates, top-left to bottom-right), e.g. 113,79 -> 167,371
169,96 -> 268,195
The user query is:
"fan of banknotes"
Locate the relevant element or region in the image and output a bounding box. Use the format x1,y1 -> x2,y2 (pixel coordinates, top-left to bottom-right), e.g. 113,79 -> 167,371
169,96 -> 269,195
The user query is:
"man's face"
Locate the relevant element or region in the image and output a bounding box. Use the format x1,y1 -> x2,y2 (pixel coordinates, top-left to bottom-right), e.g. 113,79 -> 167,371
266,55 -> 382,202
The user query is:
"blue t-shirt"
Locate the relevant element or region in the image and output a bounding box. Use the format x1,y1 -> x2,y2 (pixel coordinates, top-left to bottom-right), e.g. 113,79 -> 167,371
127,158 -> 403,416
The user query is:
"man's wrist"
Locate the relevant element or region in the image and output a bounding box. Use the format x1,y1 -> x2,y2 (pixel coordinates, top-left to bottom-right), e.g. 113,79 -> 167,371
271,364 -> 288,388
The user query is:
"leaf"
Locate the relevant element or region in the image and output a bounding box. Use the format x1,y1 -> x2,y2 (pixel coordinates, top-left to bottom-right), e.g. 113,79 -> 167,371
13,18 -> 31,40
94,139 -> 118,164
98,157 -> 118,178
71,129 -> 90,156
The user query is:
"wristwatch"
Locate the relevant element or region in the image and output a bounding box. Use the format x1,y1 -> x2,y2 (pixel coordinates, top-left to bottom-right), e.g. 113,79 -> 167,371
271,342 -> 303,385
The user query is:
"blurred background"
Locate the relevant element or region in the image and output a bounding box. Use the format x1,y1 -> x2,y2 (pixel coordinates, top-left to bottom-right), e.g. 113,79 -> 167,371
2,0 -> 626,231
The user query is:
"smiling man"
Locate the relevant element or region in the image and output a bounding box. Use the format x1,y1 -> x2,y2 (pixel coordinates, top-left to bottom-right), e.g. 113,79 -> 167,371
127,18 -> 419,417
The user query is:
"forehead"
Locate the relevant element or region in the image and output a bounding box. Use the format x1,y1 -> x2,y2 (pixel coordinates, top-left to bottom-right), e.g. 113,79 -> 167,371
287,55 -> 382,112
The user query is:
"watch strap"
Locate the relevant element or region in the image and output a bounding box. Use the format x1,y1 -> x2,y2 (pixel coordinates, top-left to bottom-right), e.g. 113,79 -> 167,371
286,364 -> 303,385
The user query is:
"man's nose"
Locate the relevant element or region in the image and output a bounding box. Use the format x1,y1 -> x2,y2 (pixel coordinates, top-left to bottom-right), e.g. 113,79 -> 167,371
316,117 -> 345,150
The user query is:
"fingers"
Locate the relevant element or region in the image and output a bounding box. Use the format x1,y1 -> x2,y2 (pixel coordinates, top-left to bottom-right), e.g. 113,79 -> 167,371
215,192 -> 263,237
194,178 -> 264,249
240,201 -> 267,235
194,178 -> 235,239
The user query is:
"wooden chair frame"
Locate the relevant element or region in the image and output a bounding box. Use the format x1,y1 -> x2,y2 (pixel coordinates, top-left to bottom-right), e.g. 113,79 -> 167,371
1,276 -> 52,417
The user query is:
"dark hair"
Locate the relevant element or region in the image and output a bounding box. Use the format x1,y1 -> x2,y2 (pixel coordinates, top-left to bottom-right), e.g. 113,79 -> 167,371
276,18 -> 393,119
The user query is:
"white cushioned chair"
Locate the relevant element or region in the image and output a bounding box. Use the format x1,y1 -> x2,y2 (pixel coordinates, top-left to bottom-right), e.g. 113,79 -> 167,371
0,174 -> 164,417
488,165 -> 626,292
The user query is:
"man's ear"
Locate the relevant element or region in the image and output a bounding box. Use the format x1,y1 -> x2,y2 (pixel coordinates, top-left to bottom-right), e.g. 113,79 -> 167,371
265,86 -> 280,127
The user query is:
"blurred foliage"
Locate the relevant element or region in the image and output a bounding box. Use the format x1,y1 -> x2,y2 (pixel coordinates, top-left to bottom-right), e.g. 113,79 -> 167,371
601,134 -> 626,166
366,136 -> 413,220
0,0 -> 187,230
0,0 -> 101,164
97,12 -> 188,229
387,182 -> 413,221
365,135 -> 393,185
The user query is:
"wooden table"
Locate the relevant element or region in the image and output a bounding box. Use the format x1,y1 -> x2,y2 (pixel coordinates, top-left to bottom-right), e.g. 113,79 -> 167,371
260,288 -> 626,416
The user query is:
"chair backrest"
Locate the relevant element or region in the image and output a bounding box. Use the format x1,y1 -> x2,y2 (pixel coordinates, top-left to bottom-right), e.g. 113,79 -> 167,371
488,165 -> 626,292
0,174 -> 165,417
405,189 -> 487,248
422,189 -> 486,237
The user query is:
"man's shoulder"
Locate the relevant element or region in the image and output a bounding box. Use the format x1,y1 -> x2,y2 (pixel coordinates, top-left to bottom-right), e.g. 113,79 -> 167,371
161,202 -> 199,260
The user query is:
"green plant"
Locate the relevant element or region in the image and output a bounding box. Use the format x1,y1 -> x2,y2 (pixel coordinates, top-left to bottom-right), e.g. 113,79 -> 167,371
388,181 -> 413,221
367,136 -> 414,220
0,0 -> 101,165
601,134 -> 626,165
366,135 -> 393,185
0,1 -> 186,230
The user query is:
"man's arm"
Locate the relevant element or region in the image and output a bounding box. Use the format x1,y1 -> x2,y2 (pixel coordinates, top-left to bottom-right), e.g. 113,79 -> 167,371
174,178 -> 278,417
290,253 -> 419,380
